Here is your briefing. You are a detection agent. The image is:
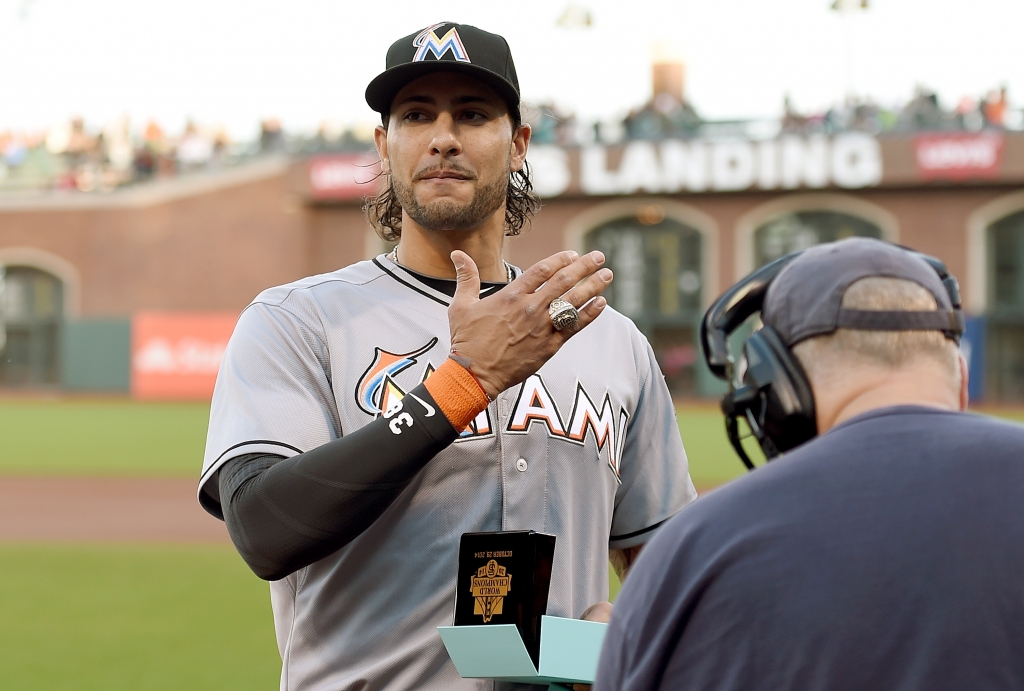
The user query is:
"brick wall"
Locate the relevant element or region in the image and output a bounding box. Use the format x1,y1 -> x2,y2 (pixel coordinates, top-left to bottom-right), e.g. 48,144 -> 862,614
0,161 -> 310,317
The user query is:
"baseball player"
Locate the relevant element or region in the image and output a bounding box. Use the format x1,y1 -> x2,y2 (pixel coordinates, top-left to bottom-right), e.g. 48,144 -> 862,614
198,22 -> 696,691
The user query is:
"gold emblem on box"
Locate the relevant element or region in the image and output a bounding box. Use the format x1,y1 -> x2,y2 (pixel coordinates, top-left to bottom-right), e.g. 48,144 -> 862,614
469,559 -> 512,622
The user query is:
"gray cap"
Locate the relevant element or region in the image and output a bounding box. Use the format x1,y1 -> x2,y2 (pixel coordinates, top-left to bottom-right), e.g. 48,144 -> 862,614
762,237 -> 959,347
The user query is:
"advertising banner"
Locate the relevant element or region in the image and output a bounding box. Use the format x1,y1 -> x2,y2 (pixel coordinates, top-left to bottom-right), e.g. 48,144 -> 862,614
131,312 -> 237,400
308,153 -> 382,201
914,133 -> 1004,181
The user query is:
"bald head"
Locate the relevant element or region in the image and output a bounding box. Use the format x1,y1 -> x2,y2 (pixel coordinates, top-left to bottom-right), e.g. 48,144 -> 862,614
791,276 -> 967,432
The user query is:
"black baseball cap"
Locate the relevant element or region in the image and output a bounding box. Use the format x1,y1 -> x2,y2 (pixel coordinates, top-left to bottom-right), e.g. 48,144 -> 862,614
762,237 -> 964,347
365,22 -> 521,118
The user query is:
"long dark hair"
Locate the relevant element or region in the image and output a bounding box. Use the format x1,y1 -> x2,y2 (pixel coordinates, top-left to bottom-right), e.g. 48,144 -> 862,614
364,118 -> 541,242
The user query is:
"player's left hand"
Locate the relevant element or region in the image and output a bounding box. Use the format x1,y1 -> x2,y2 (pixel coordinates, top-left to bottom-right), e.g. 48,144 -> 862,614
572,602 -> 614,691
447,249 -> 612,400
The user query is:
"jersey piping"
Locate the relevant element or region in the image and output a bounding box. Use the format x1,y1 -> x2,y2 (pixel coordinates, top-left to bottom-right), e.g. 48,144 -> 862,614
373,255 -> 522,306
610,514 -> 674,542
373,258 -> 450,306
201,439 -> 304,487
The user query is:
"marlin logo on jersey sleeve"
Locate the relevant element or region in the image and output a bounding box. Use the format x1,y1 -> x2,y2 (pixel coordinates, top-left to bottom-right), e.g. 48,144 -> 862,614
413,24 -> 470,62
354,338 -> 493,439
378,374 -> 407,418
355,338 -> 437,416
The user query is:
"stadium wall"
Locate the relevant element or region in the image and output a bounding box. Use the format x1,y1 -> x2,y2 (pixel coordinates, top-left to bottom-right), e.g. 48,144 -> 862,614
1,145 -> 1023,400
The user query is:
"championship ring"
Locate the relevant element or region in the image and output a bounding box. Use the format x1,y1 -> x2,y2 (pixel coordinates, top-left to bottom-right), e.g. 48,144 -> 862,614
548,298 -> 580,332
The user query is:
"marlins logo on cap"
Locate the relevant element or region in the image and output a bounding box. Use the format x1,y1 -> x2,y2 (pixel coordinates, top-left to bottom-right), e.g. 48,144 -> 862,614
365,22 -> 521,116
413,23 -> 470,63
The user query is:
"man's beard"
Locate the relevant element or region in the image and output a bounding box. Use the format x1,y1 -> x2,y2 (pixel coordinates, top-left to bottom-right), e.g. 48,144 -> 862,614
393,171 -> 507,232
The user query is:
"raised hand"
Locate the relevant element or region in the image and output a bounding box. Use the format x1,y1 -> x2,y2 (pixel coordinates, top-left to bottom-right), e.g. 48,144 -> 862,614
447,249 -> 613,400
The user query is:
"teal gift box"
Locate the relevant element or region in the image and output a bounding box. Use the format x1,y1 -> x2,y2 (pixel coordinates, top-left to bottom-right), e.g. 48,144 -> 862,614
438,615 -> 608,688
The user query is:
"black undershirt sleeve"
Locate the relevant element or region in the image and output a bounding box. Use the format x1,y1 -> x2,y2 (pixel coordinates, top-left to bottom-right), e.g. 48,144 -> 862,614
217,383 -> 460,580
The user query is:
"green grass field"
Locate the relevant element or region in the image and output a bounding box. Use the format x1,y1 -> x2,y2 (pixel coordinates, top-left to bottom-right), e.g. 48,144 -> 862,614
0,399 -> 752,485
0,544 -> 280,691
0,400 -> 210,477
7,398 -> 1019,485
0,400 -> 751,485
2,399 -> 1023,689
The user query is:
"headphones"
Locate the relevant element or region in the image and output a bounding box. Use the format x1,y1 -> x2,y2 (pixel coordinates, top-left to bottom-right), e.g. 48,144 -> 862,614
699,247 -> 964,471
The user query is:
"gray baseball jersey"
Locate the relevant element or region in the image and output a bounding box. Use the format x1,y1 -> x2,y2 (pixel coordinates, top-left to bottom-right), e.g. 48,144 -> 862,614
199,254 -> 696,691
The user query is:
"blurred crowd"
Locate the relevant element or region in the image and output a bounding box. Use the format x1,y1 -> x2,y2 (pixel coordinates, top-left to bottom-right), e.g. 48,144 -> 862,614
0,117 -> 374,194
527,84 -> 1020,145
780,85 -> 1017,136
1,84 -> 1019,194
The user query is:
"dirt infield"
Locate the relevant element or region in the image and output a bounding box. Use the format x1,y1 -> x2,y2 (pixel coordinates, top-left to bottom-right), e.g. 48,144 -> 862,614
0,477 -> 230,543
0,477 -> 721,543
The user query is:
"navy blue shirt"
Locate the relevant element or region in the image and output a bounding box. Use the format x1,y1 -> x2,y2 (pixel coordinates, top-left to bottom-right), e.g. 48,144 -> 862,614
595,406 -> 1024,691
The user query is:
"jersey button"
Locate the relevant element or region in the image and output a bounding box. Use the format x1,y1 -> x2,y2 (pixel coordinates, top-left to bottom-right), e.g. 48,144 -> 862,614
515,458 -> 528,472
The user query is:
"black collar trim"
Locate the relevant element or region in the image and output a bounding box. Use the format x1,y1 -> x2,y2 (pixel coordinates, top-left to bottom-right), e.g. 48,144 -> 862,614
373,255 -> 520,304
373,257 -> 449,306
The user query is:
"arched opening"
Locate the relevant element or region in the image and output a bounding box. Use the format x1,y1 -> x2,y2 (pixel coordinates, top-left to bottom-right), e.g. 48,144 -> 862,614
735,194 -> 899,277
753,210 -> 885,268
584,212 -> 704,396
986,209 -> 1024,400
0,265 -> 65,386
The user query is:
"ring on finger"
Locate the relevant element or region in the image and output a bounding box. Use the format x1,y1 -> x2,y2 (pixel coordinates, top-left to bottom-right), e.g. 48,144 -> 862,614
548,297 -> 580,332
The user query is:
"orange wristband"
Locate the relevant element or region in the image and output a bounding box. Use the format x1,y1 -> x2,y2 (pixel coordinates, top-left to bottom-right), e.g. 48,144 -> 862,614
423,358 -> 491,430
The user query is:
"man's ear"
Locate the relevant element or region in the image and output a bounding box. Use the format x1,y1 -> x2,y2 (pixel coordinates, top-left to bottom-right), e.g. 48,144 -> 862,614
374,125 -> 389,173
510,123 -> 531,173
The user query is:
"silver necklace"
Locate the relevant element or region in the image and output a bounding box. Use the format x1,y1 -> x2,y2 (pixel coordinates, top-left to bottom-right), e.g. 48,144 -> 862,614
389,246 -> 514,283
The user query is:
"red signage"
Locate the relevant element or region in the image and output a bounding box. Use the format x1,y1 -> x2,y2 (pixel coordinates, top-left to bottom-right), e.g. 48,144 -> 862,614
914,133 -> 1004,181
131,312 -> 237,401
308,153 -> 381,200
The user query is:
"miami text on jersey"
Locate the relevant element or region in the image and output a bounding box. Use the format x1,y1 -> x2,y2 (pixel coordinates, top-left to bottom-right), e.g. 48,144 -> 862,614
355,344 -> 628,477
507,374 -> 629,480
